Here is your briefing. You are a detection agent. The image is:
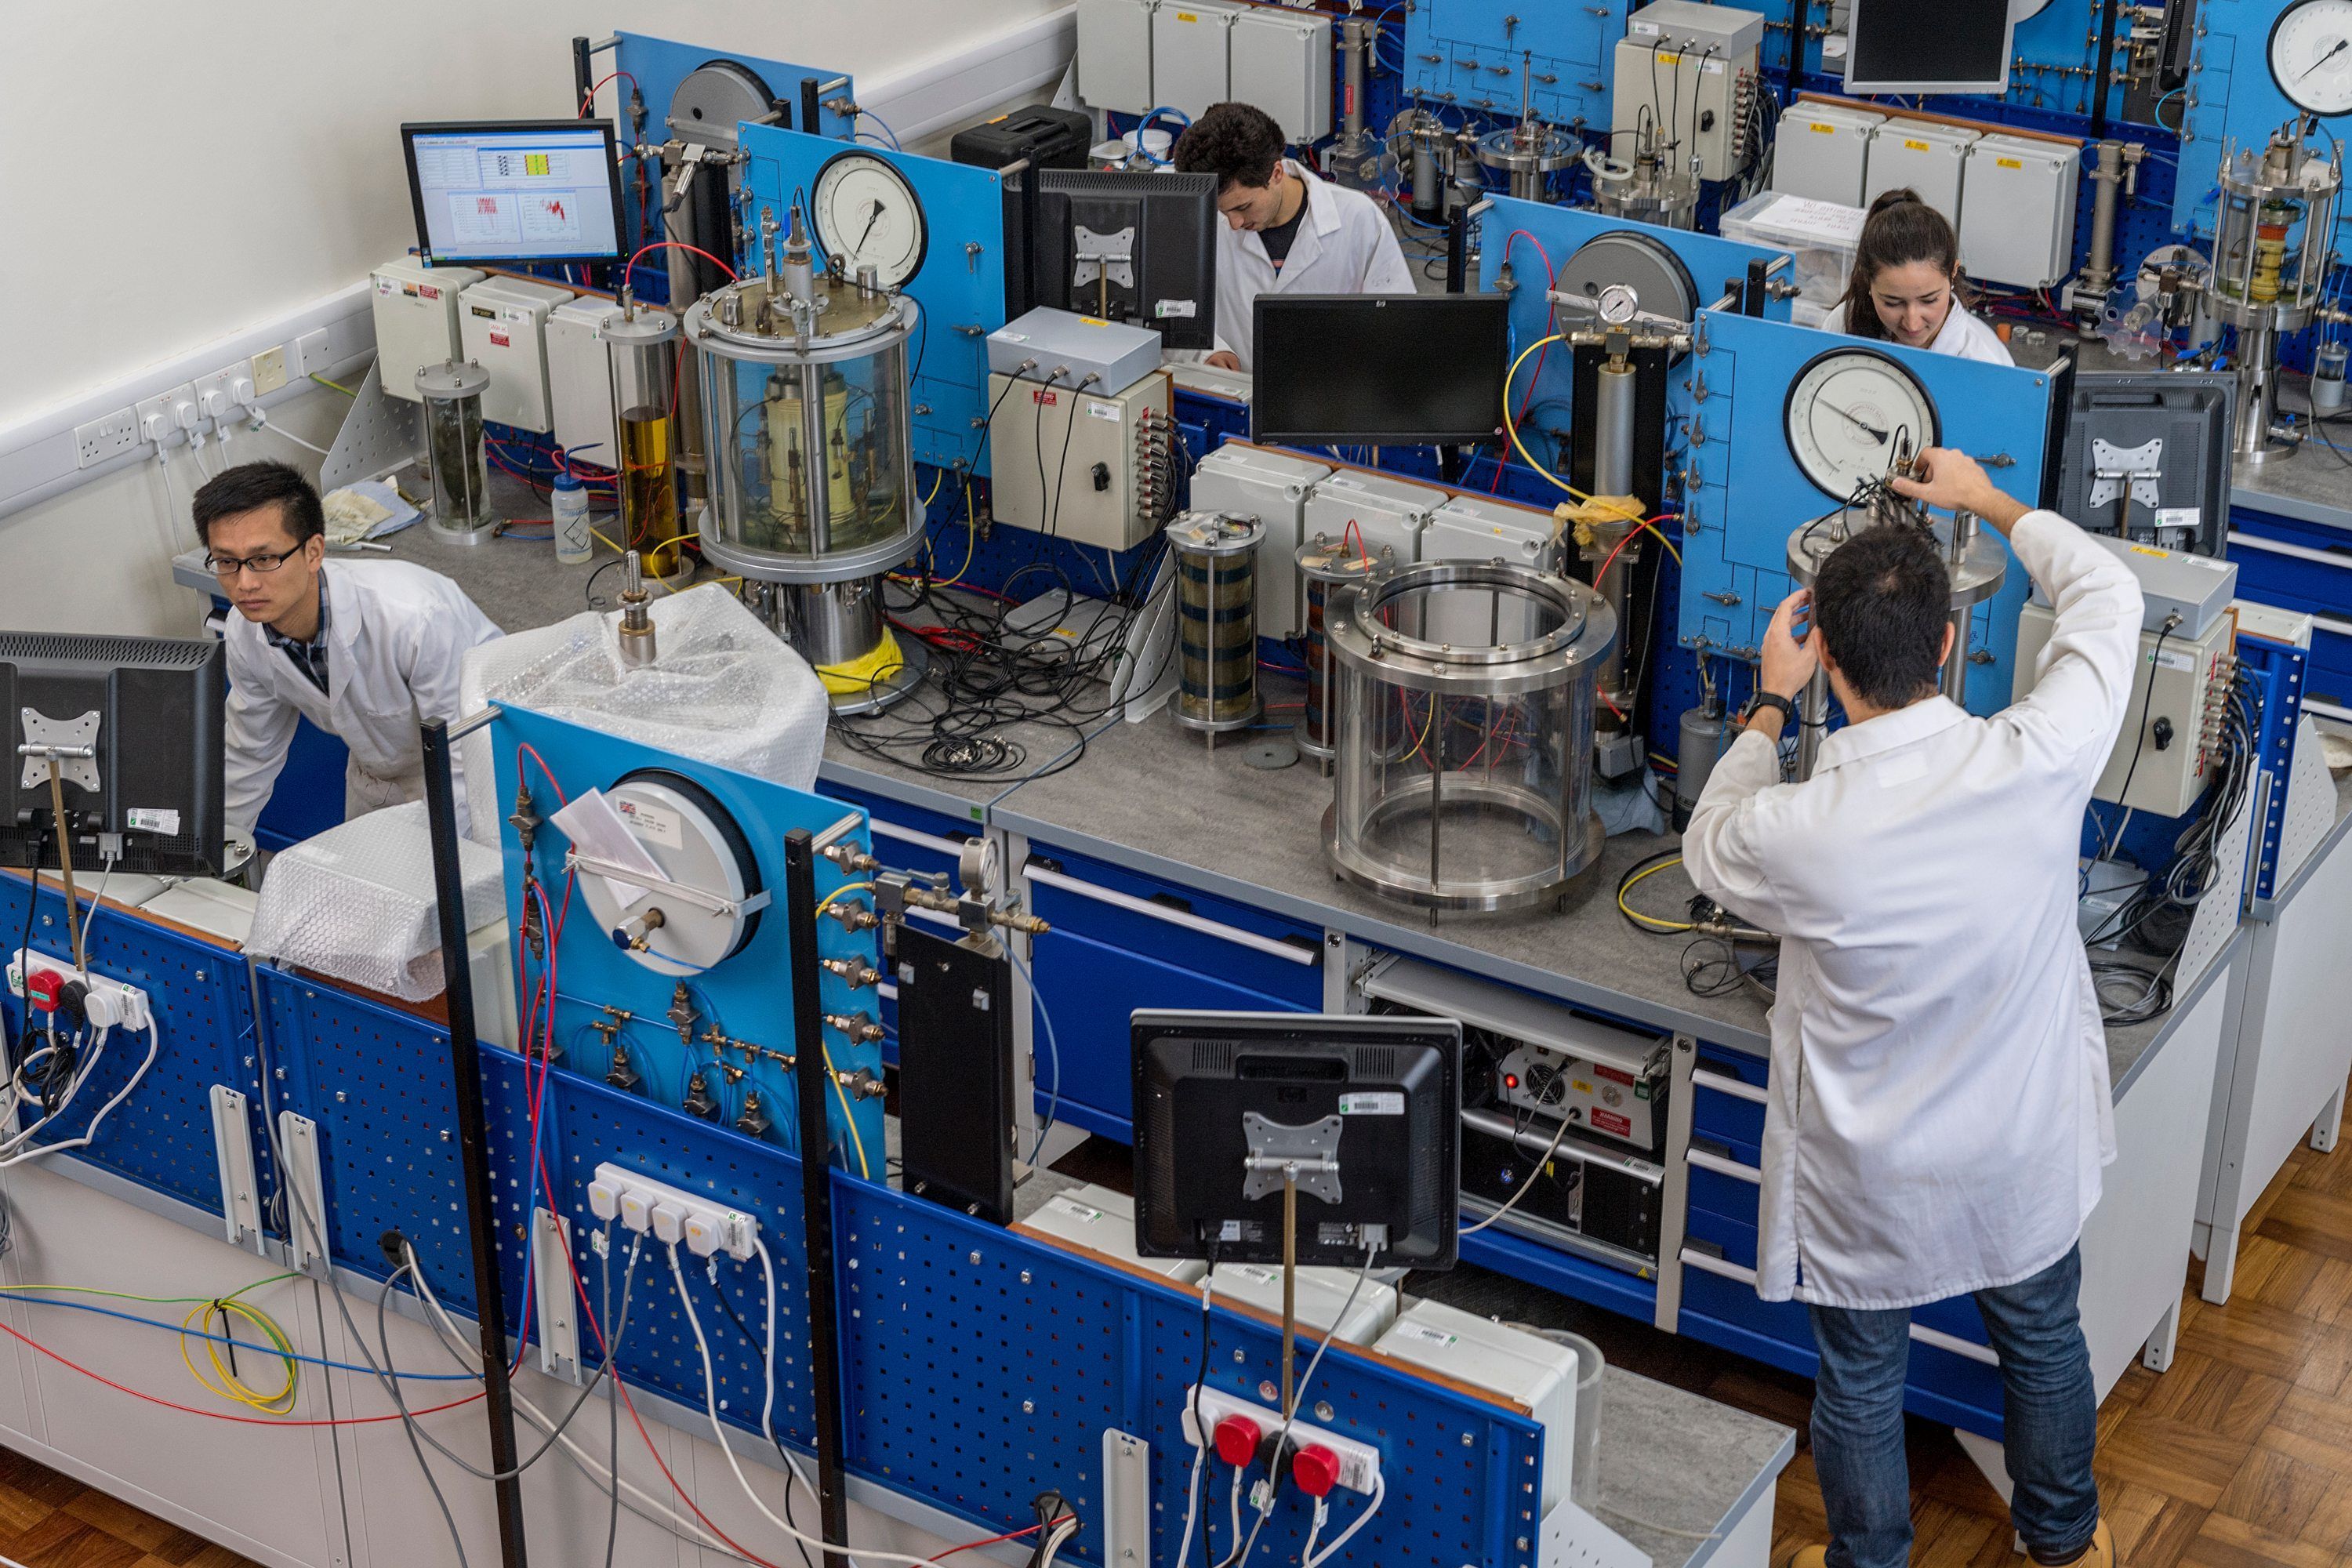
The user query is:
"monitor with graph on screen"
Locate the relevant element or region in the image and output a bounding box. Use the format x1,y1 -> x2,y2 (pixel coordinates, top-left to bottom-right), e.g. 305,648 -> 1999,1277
401,120 -> 628,267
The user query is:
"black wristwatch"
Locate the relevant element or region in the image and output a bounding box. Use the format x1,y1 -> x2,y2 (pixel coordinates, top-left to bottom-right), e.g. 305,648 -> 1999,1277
1744,691 -> 1795,729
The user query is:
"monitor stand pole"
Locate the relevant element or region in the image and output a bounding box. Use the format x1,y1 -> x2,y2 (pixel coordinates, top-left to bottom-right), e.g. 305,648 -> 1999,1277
42,760 -> 87,974
1280,1167 -> 1298,1418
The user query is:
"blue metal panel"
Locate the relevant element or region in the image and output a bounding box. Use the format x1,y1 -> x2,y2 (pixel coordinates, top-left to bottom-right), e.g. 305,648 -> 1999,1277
1460,1225 -> 1661,1324
609,33 -> 856,143
256,717 -> 349,853
2173,2 -> 2352,256
1678,308 -> 2060,717
1676,1305 -> 2004,1439
0,877 -> 264,1217
1403,0 -> 1615,135
487,706 -> 887,1173
737,125 -> 1012,478
2235,634 -> 2308,903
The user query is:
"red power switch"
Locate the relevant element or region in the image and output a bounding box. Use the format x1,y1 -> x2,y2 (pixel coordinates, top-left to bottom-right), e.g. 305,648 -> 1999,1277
1290,1444 -> 1342,1499
1213,1414 -> 1263,1469
22,967 -> 62,1014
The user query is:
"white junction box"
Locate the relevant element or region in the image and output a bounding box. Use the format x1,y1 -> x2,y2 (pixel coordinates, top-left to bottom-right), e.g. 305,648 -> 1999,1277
587,1162 -> 760,1261
1864,119 -> 1979,223
1076,0 -> 1156,113
986,370 -> 1172,551
1770,100 -> 1885,205
1015,1183 -> 1207,1284
1377,1300 -> 1581,1515
545,298 -> 626,468
1180,1385 -> 1382,1494
2014,601 -> 2237,817
1720,190 -> 1867,329
1230,5 -> 1333,143
1151,0 -> 1236,119
1186,445 -> 1333,641
1959,133 -> 2080,288
1616,1 -> 1766,183
371,256 -> 483,404
1210,1260 -> 1399,1344
1420,495 -> 1562,646
458,275 -> 573,434
1300,470 -> 1443,585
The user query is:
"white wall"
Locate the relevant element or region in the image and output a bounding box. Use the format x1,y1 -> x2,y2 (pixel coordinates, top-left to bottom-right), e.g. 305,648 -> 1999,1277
0,0 -> 1064,430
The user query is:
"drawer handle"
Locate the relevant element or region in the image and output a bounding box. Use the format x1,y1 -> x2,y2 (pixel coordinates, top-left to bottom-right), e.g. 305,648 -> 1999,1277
2307,698 -> 2352,724
870,819 -> 971,858
1676,1250 -> 2000,1366
877,980 -> 899,1003
2227,528 -> 2352,569
1686,1148 -> 1762,1185
1022,866 -> 1319,966
1692,1067 -> 1769,1105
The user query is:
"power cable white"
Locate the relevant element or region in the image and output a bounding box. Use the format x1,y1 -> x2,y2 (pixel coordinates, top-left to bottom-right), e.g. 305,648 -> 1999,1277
1174,1263 -> 1218,1568
0,1021 -> 155,1168
1301,1473 -> 1385,1566
1462,1091 -> 1577,1236
755,1235 -> 865,1568
253,409 -> 335,457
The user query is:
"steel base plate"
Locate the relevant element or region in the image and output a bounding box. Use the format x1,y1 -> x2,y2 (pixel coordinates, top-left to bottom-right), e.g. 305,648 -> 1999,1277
824,637 -> 931,716
1323,782 -> 1606,914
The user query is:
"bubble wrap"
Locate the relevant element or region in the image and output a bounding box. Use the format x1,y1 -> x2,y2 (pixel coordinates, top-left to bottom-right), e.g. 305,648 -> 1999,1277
245,801 -> 506,1000
457,584 -> 828,847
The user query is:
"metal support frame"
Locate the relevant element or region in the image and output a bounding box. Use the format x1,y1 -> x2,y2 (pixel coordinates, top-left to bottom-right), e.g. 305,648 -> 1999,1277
2087,0 -> 2120,139
787,828 -> 853,1568
420,717 -> 530,1568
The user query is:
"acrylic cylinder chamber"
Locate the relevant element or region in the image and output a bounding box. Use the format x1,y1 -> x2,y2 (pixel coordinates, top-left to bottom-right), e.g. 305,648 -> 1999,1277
1166,511 -> 1265,735
414,360 -> 495,543
1322,561 -> 1616,913
604,309 -> 686,581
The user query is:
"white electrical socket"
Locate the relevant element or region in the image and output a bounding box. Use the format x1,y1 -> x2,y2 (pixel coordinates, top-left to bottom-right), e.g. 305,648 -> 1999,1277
72,409 -> 141,468
591,1162 -> 759,1261
1181,1386 -> 1382,1495
8,949 -> 152,1032
135,383 -> 195,455
193,367 -> 240,426
292,329 -> 333,377
249,346 -> 289,396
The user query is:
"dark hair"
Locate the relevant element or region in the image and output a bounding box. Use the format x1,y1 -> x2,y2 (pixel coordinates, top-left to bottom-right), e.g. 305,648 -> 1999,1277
1811,524 -> 1952,710
191,459 -> 325,548
1841,187 -> 1967,340
1172,102 -> 1286,192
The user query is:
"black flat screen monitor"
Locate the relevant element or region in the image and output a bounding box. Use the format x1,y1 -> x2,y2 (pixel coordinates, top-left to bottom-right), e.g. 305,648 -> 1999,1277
1,632 -> 225,877
1843,0 -> 2014,95
1005,169 -> 1218,350
403,119 -> 629,266
1131,1010 -> 1461,1269
1252,294 -> 1511,447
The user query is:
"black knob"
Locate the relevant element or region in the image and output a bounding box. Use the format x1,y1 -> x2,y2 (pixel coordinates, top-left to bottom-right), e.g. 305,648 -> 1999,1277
2153,717 -> 2175,750
1091,462 -> 1111,492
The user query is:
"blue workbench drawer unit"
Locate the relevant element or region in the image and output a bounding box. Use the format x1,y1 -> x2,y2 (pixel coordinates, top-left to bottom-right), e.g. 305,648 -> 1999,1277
2228,507 -> 2352,711
1021,842 -> 1324,1005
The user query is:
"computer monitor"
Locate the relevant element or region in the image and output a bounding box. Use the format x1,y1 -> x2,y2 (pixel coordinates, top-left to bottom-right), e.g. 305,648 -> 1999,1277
1004,170 -> 1218,350
1131,1011 -> 1461,1269
0,632 -> 226,877
1842,0 -> 2014,95
1251,294 -> 1512,447
402,120 -> 629,267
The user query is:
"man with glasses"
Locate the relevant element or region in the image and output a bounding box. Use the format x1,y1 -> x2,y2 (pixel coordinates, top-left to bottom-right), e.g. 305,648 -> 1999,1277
194,460 -> 501,837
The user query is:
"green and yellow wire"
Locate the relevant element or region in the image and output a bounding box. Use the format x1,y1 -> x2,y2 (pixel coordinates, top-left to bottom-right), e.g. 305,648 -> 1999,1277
0,1272 -> 302,1414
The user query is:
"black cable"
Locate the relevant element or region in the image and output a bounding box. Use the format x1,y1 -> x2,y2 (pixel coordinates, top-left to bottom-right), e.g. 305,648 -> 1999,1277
376,1265 -> 472,1568
2102,617 -> 2178,858
708,1265 -> 818,1568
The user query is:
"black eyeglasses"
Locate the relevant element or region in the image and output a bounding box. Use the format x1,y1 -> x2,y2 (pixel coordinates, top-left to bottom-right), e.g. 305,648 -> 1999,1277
205,550 -> 299,577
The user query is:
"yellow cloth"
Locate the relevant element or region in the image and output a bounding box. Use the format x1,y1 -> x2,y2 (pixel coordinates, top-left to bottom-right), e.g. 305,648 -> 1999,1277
817,626 -> 912,697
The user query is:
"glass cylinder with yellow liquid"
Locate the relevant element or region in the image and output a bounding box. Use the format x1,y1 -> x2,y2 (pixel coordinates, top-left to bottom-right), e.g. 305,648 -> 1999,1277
604,308 -> 686,581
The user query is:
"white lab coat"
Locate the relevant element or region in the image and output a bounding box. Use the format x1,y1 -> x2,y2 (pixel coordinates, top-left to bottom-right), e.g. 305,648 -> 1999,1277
1207,160 -> 1416,371
1683,511 -> 2143,1308
221,560 -> 504,837
1928,304 -> 2014,365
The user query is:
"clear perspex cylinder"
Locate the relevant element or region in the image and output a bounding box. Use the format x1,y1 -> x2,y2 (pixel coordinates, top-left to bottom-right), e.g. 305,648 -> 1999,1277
414,360 -> 495,543
685,278 -> 920,584
1323,562 -> 1614,913
605,310 -> 684,579
1295,533 -> 1388,762
1166,512 -> 1265,735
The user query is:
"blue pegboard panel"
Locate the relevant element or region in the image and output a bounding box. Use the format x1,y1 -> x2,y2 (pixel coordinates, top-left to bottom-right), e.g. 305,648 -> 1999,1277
739,125 -> 1013,479
0,876 -> 265,1219
834,1178 -> 1555,1568
1403,0 -> 1617,132
609,33 -> 856,145
2235,634 -> 2308,904
488,706 -> 887,1174
1677,307 -> 2060,716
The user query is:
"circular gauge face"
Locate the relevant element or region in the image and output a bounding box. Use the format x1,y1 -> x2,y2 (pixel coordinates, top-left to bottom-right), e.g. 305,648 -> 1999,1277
1595,283 -> 1640,325
811,151 -> 927,289
2009,0 -> 2055,21
1783,347 -> 1941,502
2272,0 -> 2352,116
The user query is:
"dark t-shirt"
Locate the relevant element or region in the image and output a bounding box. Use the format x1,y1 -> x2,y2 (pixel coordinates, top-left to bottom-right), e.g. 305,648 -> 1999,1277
1259,197 -> 1308,268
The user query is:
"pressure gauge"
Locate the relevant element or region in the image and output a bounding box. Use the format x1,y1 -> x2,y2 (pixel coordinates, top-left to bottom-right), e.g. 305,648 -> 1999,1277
2271,0 -> 2352,117
1783,347 -> 1940,502
576,771 -> 768,978
811,150 -> 928,289
1595,283 -> 1640,325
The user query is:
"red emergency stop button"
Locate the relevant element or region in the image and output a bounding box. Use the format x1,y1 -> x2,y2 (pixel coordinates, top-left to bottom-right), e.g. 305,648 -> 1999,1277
1213,1414 -> 1262,1468
22,968 -> 61,1013
1291,1444 -> 1341,1498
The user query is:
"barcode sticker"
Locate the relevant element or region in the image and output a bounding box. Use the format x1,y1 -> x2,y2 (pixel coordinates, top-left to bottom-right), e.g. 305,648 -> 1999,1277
1339,1092 -> 1403,1116
128,808 -> 180,836
1391,1321 -> 1457,1348
1045,1198 -> 1104,1225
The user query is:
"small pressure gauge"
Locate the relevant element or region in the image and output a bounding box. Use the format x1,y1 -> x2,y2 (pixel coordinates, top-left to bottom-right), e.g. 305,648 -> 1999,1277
1783,347 -> 1940,502
811,150 -> 928,289
2272,0 -> 2352,117
1595,283 -> 1640,326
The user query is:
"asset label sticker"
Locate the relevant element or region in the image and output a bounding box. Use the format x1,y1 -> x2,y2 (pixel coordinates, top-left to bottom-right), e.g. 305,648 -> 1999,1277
1089,401 -> 1120,421
1045,1198 -> 1104,1224
2153,648 -> 2198,673
615,797 -> 683,850
1391,1321 -> 1457,1348
127,808 -> 180,836
1154,299 -> 1199,318
1339,1091 -> 1403,1116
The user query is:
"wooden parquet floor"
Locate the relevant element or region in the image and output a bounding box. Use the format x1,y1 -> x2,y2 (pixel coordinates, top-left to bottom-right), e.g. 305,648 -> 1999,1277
0,1444 -> 253,1568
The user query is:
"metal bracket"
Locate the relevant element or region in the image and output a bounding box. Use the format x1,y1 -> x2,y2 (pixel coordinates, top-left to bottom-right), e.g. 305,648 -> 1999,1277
209,1086 -> 267,1255
318,358 -> 421,492
1102,1430 -> 1151,1566
562,850 -> 773,919
534,1207 -> 582,1383
1072,224 -> 1138,292
18,710 -> 99,792
2089,437 -> 2164,510
1240,1113 -> 1344,1203
275,1110 -> 330,1279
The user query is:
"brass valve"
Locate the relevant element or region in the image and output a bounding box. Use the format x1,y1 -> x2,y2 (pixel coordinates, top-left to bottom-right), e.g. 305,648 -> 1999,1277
823,1011 -> 887,1044
821,956 -> 884,988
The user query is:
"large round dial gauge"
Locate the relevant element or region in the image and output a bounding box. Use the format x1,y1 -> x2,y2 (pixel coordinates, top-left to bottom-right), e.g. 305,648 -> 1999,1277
2271,0 -> 2352,117
577,771 -> 766,978
1783,347 -> 1941,502
811,150 -> 928,289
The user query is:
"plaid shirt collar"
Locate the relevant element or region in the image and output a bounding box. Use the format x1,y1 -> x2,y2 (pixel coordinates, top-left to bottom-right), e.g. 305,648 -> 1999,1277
264,571 -> 331,694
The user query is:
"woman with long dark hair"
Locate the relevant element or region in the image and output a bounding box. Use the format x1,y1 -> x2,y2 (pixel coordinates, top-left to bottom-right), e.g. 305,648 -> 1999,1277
1839,188 -> 2013,365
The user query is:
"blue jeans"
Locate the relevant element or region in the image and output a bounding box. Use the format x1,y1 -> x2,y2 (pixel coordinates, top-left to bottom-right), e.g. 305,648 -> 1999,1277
1806,1245 -> 2100,1568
